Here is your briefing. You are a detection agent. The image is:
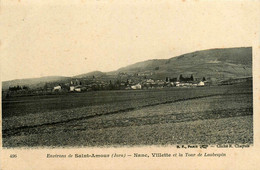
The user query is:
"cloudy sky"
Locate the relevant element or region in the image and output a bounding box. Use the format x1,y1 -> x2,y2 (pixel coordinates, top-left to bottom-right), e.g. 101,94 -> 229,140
1,0 -> 259,81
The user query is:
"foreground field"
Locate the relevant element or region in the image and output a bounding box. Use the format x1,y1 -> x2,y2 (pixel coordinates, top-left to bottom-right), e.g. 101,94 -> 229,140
2,83 -> 253,147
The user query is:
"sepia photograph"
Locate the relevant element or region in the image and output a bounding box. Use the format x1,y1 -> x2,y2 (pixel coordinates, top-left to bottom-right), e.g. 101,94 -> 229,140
1,0 -> 255,148
1,0 -> 260,169
2,47 -> 253,147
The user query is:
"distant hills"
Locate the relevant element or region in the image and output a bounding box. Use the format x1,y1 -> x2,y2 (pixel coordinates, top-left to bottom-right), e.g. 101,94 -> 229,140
73,71 -> 107,79
2,47 -> 252,90
114,47 -> 252,80
2,76 -> 69,90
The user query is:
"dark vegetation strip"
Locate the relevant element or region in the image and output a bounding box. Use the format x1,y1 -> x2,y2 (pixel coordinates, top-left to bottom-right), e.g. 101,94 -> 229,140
2,92 -> 251,137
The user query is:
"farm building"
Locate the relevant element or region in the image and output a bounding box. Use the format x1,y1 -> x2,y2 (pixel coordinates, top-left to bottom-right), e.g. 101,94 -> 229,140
198,81 -> 205,86
70,85 -> 84,92
131,83 -> 142,90
74,87 -> 81,92
53,85 -> 62,91
70,86 -> 75,91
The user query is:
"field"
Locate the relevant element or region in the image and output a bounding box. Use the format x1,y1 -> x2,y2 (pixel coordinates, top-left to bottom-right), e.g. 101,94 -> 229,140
2,83 -> 253,147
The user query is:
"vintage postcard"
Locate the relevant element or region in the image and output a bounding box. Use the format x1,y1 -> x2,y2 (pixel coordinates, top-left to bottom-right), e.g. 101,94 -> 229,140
1,0 -> 260,169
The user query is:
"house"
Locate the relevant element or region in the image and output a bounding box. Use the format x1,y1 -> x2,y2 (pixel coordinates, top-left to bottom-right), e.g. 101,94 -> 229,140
131,83 -> 142,90
146,79 -> 154,83
198,81 -> 205,86
53,85 -> 62,91
70,86 -> 75,91
74,87 -> 81,92
74,85 -> 84,92
70,85 -> 84,92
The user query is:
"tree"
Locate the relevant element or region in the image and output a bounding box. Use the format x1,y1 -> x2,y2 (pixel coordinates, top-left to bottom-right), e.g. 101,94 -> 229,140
109,80 -> 114,90
23,86 -> 29,90
179,74 -> 183,81
125,79 -> 129,86
44,83 -> 48,90
202,77 -> 206,81
190,74 -> 194,81
17,85 -> 21,90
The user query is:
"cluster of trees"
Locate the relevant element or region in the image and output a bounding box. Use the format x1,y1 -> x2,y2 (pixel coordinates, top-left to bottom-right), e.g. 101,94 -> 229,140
106,79 -> 129,90
179,74 -> 194,82
165,77 -> 177,82
9,85 -> 29,91
178,75 -> 206,82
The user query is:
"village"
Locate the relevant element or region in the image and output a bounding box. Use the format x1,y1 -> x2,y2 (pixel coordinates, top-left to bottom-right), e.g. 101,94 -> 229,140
52,74 -> 207,93
3,73 -> 208,97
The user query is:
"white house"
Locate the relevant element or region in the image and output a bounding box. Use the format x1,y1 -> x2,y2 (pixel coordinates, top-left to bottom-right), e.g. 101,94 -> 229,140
53,85 -> 62,91
131,83 -> 142,90
70,86 -> 75,91
146,79 -> 154,83
198,81 -> 205,86
70,85 -> 82,92
75,88 -> 81,92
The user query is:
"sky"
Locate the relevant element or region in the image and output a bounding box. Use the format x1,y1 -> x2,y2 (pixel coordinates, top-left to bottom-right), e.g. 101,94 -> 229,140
1,0 -> 259,81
